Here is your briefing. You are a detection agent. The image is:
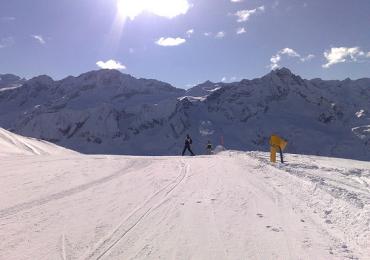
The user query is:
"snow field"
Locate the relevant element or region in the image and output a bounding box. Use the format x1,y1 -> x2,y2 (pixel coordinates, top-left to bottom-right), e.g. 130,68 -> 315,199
0,150 -> 369,259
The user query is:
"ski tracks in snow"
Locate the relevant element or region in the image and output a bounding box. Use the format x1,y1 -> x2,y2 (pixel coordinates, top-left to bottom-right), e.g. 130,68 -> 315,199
61,232 -> 67,260
243,151 -> 367,259
1,152 -> 368,259
81,159 -> 190,260
0,160 -> 144,219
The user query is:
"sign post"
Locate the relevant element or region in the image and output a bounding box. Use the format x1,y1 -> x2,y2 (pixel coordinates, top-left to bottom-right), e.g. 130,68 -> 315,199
270,146 -> 277,163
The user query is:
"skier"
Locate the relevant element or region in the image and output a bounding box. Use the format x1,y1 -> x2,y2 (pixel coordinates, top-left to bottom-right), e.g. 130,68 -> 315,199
182,134 -> 195,156
206,140 -> 213,155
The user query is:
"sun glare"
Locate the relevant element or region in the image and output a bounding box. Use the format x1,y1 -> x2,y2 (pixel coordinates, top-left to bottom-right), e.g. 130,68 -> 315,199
117,0 -> 191,20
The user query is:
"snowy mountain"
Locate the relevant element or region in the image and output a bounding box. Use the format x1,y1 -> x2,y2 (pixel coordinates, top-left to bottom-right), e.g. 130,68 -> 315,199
185,80 -> 224,97
0,73 -> 25,91
0,68 -> 369,160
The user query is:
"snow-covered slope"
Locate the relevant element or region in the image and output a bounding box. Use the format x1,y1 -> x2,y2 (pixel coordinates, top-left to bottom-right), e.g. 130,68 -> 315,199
0,128 -> 75,156
185,80 -> 223,97
0,151 -> 368,259
0,73 -> 25,91
0,68 -> 369,160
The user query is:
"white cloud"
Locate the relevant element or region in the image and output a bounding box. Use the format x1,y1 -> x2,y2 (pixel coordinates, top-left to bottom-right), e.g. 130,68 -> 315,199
322,47 -> 367,68
156,37 -> 186,46
367,52 -> 370,58
235,6 -> 265,22
270,48 -> 315,70
186,29 -> 194,38
32,35 -> 46,45
280,48 -> 300,57
204,32 -> 212,37
215,31 -> 226,39
236,27 -> 246,34
96,59 -> 126,70
129,48 -> 134,54
270,54 -> 281,70
230,0 -> 243,2
221,77 -> 227,82
0,37 -> 14,48
301,54 -> 315,62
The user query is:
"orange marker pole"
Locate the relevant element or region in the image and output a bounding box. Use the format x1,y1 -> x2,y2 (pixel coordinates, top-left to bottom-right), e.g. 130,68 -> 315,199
270,146 -> 277,163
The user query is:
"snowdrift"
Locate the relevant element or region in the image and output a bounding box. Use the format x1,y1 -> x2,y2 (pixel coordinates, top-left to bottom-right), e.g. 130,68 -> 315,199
0,128 -> 76,156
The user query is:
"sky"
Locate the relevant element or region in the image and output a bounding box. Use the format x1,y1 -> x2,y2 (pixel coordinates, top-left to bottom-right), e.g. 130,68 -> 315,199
0,0 -> 370,88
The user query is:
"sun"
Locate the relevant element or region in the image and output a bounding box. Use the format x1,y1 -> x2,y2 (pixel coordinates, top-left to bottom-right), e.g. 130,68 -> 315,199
117,0 -> 145,20
117,0 -> 191,20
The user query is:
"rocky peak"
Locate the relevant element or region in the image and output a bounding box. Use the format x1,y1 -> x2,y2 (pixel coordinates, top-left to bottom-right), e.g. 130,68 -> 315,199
0,74 -> 26,89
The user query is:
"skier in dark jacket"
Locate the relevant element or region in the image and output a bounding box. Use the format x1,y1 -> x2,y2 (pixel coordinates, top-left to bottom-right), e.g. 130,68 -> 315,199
182,134 -> 195,156
206,140 -> 213,155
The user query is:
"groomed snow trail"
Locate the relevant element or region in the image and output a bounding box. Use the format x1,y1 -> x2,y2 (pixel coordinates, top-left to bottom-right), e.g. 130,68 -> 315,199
0,152 -> 369,260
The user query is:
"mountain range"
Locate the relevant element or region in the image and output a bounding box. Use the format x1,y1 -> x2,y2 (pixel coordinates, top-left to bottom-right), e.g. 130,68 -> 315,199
0,68 -> 369,160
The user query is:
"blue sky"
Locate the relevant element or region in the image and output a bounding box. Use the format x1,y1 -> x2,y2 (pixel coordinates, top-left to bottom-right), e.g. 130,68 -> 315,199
0,0 -> 370,88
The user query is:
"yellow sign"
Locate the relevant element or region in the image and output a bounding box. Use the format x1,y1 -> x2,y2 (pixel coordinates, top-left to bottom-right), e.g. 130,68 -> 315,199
270,135 -> 287,150
269,135 -> 288,163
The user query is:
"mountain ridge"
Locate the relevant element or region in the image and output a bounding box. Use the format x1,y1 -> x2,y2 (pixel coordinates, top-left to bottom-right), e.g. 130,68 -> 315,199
0,68 -> 369,160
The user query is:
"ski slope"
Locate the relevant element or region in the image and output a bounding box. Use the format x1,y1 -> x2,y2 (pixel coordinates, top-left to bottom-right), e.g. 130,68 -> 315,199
0,128 -> 75,156
0,151 -> 369,259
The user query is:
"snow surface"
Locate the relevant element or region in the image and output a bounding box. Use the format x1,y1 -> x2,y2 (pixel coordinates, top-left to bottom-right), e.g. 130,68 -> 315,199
0,128 -> 75,156
1,148 -> 369,259
0,85 -> 22,92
